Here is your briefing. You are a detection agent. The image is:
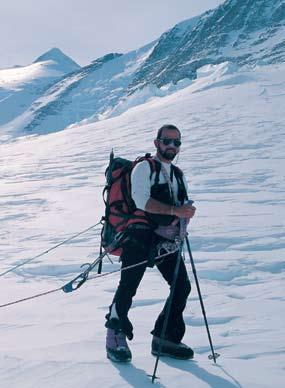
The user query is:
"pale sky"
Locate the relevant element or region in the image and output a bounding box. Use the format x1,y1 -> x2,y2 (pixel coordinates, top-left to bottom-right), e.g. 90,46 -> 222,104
0,0 -> 225,69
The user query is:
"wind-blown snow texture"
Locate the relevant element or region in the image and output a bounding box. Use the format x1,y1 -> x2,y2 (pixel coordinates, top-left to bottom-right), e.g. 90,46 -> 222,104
0,61 -> 284,387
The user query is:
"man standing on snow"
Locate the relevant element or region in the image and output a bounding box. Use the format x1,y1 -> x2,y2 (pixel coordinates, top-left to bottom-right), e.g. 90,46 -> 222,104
105,124 -> 196,362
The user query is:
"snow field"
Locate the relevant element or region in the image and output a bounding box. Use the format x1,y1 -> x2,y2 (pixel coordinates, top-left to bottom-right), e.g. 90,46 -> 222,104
0,63 -> 284,387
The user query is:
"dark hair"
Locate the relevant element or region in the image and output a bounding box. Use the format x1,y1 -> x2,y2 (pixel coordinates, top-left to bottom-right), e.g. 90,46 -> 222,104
156,124 -> 181,139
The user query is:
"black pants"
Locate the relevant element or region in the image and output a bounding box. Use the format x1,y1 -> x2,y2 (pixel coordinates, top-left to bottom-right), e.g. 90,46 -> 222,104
105,228 -> 191,342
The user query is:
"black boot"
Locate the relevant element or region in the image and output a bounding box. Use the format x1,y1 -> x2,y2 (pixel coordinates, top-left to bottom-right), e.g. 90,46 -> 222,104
151,336 -> 194,360
106,326 -> 132,363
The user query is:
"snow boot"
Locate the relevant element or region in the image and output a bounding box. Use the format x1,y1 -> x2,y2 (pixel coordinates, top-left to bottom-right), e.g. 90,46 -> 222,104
106,328 -> 132,363
151,336 -> 194,360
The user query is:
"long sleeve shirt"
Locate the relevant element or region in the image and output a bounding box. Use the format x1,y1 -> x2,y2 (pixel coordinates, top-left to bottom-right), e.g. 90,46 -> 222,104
131,159 -> 188,210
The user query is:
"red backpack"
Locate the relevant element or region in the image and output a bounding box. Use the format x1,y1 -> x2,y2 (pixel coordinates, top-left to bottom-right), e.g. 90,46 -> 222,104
101,150 -> 157,256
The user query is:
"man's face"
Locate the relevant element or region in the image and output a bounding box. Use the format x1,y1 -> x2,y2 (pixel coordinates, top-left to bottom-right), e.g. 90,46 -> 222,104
154,129 -> 181,161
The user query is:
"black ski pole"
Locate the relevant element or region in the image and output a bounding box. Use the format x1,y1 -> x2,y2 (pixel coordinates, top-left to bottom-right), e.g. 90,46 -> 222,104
151,238 -> 184,383
97,242 -> 103,274
99,149 -> 115,274
185,235 -> 220,363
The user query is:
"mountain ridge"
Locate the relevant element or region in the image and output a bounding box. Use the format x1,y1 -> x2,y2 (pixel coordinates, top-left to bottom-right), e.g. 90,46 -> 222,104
129,0 -> 285,90
1,0 -> 285,137
34,47 -> 81,73
0,47 -> 81,127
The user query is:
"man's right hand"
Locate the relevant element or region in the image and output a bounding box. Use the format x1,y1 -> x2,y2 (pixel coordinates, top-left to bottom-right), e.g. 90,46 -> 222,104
173,203 -> 196,219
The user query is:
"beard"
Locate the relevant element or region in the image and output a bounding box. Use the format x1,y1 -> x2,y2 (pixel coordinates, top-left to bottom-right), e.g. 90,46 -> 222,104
158,144 -> 177,161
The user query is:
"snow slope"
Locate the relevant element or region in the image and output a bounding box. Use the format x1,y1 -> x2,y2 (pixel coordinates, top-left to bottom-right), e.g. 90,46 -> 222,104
0,48 -> 80,127
128,0 -> 285,89
0,62 -> 284,387
21,42 -> 156,136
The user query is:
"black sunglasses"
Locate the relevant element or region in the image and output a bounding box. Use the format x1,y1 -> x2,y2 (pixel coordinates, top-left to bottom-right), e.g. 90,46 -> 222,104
158,138 -> 182,147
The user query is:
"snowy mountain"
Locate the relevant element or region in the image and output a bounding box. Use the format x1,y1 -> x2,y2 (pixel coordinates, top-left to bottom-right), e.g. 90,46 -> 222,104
20,42 -> 155,135
129,0 -> 285,89
0,48 -> 80,127
33,47 -> 81,74
1,0 -> 284,138
0,60 -> 284,387
126,15 -> 201,94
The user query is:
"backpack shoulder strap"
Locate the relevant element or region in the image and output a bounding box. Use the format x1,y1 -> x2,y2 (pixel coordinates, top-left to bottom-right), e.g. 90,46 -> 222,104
172,164 -> 183,177
135,154 -> 159,181
172,165 -> 188,202
170,164 -> 175,182
152,159 -> 161,185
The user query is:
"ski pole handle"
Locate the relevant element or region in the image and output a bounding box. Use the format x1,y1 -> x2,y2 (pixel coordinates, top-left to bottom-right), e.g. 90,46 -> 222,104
180,199 -> 194,238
